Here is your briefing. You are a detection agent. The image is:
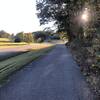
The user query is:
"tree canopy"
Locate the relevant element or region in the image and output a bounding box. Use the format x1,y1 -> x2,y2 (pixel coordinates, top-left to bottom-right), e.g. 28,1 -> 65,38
0,30 -> 10,38
36,0 -> 100,41
36,0 -> 84,40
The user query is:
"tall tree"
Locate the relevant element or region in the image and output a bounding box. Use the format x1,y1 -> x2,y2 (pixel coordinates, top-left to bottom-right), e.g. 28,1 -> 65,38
16,32 -> 24,42
24,33 -> 33,43
0,30 -> 10,38
36,0 -> 85,41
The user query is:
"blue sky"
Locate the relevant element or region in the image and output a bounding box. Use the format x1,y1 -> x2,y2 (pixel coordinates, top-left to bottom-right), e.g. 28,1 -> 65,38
0,0 -> 54,34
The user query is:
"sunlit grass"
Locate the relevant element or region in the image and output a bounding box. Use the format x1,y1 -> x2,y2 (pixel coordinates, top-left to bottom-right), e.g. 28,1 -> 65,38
0,38 -> 11,42
0,43 -> 54,61
28,43 -> 54,50
0,42 -> 27,48
0,43 -> 53,49
0,38 -> 27,48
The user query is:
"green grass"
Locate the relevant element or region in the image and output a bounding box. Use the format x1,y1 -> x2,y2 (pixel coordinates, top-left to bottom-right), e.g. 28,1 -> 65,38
0,46 -> 54,83
0,51 -> 28,61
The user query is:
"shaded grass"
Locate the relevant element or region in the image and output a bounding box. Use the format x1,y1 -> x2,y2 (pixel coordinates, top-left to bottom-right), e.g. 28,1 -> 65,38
0,51 -> 28,61
0,46 -> 54,83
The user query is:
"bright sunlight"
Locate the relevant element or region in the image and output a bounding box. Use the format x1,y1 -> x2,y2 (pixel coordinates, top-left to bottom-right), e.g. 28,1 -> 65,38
0,0 -> 41,33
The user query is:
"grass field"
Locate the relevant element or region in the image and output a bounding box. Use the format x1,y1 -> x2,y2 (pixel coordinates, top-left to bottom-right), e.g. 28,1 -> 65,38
0,38 -> 27,48
0,43 -> 53,49
0,44 -> 54,83
0,42 -> 27,47
0,38 -> 11,42
0,41 -> 53,61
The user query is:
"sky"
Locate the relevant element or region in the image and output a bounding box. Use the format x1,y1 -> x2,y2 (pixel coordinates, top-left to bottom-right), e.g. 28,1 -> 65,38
0,0 -> 54,34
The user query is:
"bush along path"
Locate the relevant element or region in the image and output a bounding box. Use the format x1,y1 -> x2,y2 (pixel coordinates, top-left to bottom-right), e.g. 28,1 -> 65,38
69,36 -> 100,99
0,44 -> 94,100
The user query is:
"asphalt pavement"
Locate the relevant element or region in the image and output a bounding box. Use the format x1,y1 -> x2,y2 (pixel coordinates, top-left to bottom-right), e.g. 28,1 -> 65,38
0,44 -> 94,100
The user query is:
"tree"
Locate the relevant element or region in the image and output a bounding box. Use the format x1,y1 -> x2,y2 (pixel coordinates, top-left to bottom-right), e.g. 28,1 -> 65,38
0,30 -> 10,38
16,32 -> 24,42
32,31 -> 46,43
24,33 -> 33,43
36,0 -> 86,41
14,37 -> 21,42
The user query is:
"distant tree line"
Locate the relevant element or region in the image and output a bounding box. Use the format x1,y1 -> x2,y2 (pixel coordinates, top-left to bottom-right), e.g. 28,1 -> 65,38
15,32 -> 33,43
0,30 -> 10,38
0,30 -> 60,43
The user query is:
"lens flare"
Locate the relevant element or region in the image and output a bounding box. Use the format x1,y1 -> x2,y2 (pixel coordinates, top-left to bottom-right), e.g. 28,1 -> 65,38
81,8 -> 89,22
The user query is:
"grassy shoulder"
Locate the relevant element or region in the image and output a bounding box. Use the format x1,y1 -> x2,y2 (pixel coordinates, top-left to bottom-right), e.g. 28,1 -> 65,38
0,52 -> 28,62
0,43 -> 53,49
0,45 -> 54,83
0,42 -> 27,48
0,43 -> 53,61
0,38 -> 27,46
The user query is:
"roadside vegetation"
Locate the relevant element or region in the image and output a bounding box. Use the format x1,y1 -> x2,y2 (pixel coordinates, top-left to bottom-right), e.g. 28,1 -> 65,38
36,0 -> 100,99
0,52 -> 27,62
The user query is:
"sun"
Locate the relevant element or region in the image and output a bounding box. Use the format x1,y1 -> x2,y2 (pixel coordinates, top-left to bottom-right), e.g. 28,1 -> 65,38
81,8 -> 89,23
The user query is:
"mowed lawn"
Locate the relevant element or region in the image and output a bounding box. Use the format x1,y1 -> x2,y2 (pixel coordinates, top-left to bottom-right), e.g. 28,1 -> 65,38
0,38 -> 53,50
0,38 -> 54,60
0,38 -> 54,61
0,42 -> 54,82
0,43 -> 54,53
0,38 -> 26,48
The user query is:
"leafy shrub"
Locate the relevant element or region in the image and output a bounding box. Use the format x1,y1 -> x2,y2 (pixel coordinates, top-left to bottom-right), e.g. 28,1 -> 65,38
24,33 -> 33,43
33,32 -> 46,43
14,37 -> 21,42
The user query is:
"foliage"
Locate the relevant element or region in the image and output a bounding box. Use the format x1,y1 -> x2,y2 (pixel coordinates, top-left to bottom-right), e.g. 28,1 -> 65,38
59,32 -> 68,41
0,30 -> 10,38
33,31 -> 46,43
70,31 -> 100,95
36,0 -> 100,97
24,33 -> 34,43
36,0 -> 86,41
15,32 -> 34,43
14,37 -> 21,42
16,32 -> 24,42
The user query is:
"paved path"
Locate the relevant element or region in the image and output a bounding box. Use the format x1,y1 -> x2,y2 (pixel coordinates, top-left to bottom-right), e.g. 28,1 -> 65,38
0,44 -> 94,100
